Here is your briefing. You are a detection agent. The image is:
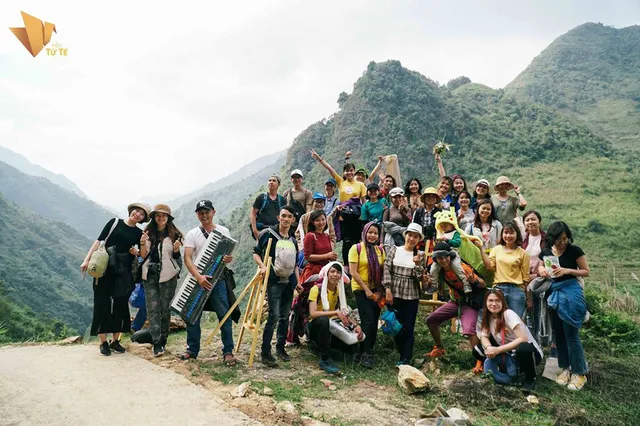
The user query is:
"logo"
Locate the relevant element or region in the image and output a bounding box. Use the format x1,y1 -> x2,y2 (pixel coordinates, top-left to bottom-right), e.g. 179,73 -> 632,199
9,11 -> 57,57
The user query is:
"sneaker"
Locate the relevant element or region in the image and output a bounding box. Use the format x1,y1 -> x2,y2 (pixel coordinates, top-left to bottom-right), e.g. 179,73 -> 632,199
462,281 -> 473,294
395,359 -> 410,366
567,374 -> 587,391
275,347 -> 291,362
359,353 -> 375,369
425,345 -> 446,358
319,358 -> 340,374
556,369 -> 571,386
353,352 -> 362,364
261,353 -> 278,367
100,341 -> 111,356
109,340 -> 126,354
153,343 -> 165,357
472,360 -> 483,375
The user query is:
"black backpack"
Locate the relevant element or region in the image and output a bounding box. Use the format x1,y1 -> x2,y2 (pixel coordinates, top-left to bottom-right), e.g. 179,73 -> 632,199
286,190 -> 307,223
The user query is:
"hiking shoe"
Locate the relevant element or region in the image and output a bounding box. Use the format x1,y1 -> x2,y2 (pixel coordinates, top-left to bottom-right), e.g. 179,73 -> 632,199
261,353 -> 278,367
556,369 -> 571,386
109,340 -> 125,354
359,353 -> 375,369
153,343 -> 165,357
463,281 -> 473,294
275,347 -> 291,362
472,360 -> 484,375
426,346 -> 446,358
522,380 -> 536,392
567,374 -> 587,391
319,358 -> 340,374
100,342 -> 111,356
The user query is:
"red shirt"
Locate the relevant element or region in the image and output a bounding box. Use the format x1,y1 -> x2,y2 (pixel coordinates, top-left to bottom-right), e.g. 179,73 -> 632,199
304,232 -> 333,265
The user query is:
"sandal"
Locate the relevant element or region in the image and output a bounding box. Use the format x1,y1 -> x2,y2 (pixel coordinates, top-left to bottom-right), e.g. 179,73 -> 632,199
180,352 -> 195,361
223,353 -> 237,367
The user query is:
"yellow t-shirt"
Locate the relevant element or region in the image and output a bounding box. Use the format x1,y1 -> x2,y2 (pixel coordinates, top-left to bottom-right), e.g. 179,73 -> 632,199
348,243 -> 385,291
331,172 -> 367,202
308,285 -> 338,321
488,245 -> 530,290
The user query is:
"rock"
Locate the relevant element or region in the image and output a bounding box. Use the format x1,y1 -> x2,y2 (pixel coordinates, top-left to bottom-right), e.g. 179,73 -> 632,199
262,386 -> 274,396
232,381 -> 251,398
397,365 -> 430,394
276,400 -> 297,414
328,385 -> 337,391
526,395 -> 539,405
428,361 -> 437,372
301,416 -> 330,426
320,379 -> 333,387
169,316 -> 187,330
60,336 -> 82,345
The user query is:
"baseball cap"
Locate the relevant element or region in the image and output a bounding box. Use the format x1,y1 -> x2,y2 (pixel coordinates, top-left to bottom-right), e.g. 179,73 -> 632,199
366,182 -> 380,191
389,187 -> 404,197
325,178 -> 337,186
290,169 -> 304,178
313,192 -> 327,201
476,179 -> 490,188
195,200 -> 214,212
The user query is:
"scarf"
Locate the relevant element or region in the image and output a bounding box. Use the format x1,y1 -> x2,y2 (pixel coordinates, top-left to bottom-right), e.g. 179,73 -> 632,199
361,221 -> 383,290
318,261 -> 349,312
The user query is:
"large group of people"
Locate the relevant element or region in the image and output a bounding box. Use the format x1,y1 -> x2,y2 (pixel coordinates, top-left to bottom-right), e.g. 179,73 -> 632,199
81,149 -> 591,393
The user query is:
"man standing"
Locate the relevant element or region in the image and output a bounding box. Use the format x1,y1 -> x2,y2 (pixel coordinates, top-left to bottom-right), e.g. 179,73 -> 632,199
283,169 -> 313,221
181,200 -> 237,366
323,178 -> 339,217
253,205 -> 302,367
249,173 -> 285,240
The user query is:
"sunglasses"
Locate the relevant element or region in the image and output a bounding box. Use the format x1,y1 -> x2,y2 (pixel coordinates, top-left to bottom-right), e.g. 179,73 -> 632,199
487,287 -> 503,294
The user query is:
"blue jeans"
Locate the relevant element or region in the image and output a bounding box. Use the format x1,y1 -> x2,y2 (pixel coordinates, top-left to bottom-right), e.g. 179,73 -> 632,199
552,308 -> 588,374
186,280 -> 234,358
484,353 -> 518,385
495,283 -> 526,319
131,305 -> 147,331
261,277 -> 295,355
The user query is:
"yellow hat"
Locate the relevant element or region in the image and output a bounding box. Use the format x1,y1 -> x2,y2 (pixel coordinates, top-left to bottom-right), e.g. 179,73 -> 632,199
420,187 -> 440,204
150,204 -> 174,220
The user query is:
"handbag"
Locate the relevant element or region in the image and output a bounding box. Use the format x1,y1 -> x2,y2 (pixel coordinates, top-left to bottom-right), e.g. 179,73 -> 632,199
329,317 -> 364,345
87,218 -> 119,279
380,307 -> 403,336
129,282 -> 146,309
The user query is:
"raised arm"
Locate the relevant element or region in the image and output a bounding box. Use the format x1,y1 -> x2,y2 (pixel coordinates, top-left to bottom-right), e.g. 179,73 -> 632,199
435,153 -> 446,178
310,149 -> 340,181
513,184 -> 527,209
368,155 -> 384,184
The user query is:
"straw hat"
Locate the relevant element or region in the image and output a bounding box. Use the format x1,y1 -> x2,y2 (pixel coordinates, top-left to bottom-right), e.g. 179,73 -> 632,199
419,187 -> 441,204
494,176 -> 514,191
127,202 -> 151,222
403,223 -> 425,241
150,204 -> 174,220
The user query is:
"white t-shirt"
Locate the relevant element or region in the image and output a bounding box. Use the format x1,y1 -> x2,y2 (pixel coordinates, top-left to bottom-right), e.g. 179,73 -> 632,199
479,309 -> 543,358
184,224 -> 231,260
525,234 -> 542,274
392,246 -> 418,268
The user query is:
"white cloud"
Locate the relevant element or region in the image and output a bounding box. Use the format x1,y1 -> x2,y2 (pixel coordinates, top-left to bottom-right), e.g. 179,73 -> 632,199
0,0 -> 638,210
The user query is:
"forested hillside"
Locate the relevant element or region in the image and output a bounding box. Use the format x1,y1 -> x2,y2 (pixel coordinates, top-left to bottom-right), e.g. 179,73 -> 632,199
0,161 -> 114,240
506,23 -> 640,151
0,194 -> 93,334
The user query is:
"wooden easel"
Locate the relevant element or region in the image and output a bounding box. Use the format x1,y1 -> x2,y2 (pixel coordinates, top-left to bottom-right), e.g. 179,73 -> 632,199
204,239 -> 272,367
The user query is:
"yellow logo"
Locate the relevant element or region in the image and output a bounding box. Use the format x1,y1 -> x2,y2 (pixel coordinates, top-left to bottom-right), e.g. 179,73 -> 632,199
9,11 -> 57,57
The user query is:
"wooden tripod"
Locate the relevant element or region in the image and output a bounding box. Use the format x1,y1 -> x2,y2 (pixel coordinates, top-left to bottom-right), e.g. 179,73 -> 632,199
204,238 -> 272,367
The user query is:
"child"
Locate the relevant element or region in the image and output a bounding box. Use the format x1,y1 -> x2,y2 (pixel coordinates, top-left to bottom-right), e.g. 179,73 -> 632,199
430,212 -> 472,294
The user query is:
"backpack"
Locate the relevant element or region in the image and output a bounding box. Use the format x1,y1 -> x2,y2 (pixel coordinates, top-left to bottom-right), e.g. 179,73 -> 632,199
87,218 -> 119,279
264,227 -> 298,278
250,193 -> 286,236
286,190 -> 307,223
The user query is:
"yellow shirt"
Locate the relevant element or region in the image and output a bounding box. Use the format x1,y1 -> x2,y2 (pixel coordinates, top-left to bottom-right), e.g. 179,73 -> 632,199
348,243 -> 385,291
331,171 -> 367,202
489,245 -> 530,290
308,285 -> 338,321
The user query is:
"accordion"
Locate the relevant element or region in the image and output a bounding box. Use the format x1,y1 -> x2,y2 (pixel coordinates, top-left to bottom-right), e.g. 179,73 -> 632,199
170,228 -> 237,324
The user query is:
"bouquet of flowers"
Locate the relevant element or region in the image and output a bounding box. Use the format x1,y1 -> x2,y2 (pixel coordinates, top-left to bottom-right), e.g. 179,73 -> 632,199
433,141 -> 452,156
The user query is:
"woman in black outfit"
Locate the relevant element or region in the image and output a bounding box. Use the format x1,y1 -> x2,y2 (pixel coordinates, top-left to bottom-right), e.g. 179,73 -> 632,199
81,202 -> 149,356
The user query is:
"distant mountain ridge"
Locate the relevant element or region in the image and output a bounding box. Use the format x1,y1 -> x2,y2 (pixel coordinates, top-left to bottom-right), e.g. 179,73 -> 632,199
0,146 -> 88,198
0,161 -> 115,240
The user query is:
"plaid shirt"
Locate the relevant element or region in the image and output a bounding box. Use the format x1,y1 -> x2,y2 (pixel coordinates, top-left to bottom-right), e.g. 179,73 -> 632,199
383,245 -> 424,300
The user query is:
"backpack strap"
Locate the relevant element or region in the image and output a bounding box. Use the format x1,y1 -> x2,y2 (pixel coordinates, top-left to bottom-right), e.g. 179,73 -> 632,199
266,227 -> 283,241
102,218 -> 119,245
259,192 -> 269,214
199,226 -> 209,239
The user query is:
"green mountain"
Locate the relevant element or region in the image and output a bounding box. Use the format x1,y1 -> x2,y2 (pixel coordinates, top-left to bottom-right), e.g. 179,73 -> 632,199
220,59 -> 637,288
0,145 -> 88,198
506,23 -> 640,151
0,161 -> 114,240
0,193 -> 93,334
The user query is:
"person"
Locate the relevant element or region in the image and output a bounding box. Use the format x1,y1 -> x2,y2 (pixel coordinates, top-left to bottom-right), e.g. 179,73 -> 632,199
323,178 -> 339,217
383,223 -> 427,365
346,151 -> 383,185
538,221 -> 590,391
471,179 -> 491,210
250,173 -> 286,240
491,176 -> 527,227
456,190 -> 475,231
181,200 -> 237,366
360,182 -> 388,224
379,174 -> 396,201
436,176 -> 454,210
308,262 -> 363,374
451,174 -> 468,206
349,222 -> 385,368
434,152 -> 464,209
300,209 -> 336,283
465,199 -> 502,252
425,242 -> 486,373
475,221 -> 530,318
429,216 -> 472,295
404,178 -> 423,214
311,149 -> 366,203
140,204 -> 183,357
81,202 -> 149,356
382,187 -> 411,249
253,205 -> 302,367
473,289 -> 543,391
522,210 -> 546,282
412,187 -> 441,253
295,192 -> 336,248
283,169 -> 314,220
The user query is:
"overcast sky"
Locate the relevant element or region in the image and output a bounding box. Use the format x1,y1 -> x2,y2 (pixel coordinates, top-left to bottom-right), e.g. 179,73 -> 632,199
1,0 -> 638,210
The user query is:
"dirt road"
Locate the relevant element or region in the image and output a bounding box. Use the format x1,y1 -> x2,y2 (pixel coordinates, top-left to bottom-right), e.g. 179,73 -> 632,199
0,345 -> 261,426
